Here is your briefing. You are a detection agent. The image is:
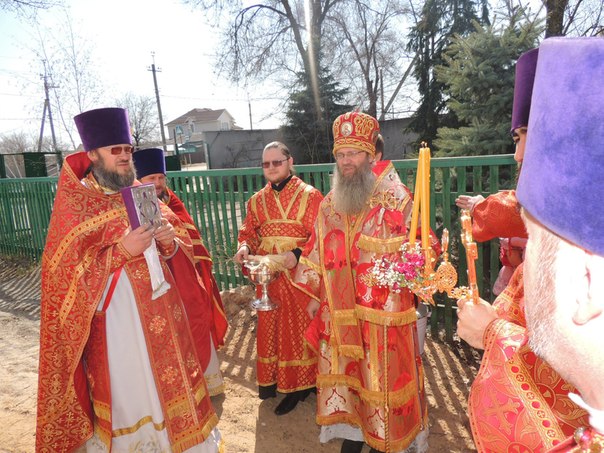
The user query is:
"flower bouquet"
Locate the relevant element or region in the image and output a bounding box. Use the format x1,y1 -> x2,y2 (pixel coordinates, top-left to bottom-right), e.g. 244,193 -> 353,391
368,230 -> 459,305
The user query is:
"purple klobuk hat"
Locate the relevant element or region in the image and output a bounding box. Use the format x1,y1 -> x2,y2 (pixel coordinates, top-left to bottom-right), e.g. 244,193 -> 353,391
510,47 -> 539,134
74,107 -> 132,151
516,37 -> 604,256
133,148 -> 166,178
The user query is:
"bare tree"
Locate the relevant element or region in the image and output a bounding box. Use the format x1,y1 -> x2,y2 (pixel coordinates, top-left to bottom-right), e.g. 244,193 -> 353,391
186,1 -> 344,83
326,0 -> 417,119
492,0 -> 603,36
25,10 -> 103,149
0,131 -> 67,153
0,0 -> 61,17
115,93 -> 160,147
0,131 -> 65,177
0,132 -> 33,154
184,0 -> 348,126
187,1 -> 421,122
560,0 -> 604,36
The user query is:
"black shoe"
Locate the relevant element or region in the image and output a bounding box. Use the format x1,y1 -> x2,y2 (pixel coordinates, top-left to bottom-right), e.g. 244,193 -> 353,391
274,392 -> 302,415
341,439 -> 364,453
299,387 -> 314,401
258,384 -> 277,400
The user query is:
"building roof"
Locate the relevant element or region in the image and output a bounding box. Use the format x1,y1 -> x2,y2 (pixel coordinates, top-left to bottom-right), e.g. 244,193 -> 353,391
166,108 -> 231,126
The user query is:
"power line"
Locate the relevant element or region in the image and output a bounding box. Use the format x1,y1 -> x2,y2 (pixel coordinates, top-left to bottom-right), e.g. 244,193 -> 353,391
0,92 -> 39,98
161,94 -> 283,102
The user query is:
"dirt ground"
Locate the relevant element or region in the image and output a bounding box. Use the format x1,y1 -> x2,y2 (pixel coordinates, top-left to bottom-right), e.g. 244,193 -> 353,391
0,256 -> 479,453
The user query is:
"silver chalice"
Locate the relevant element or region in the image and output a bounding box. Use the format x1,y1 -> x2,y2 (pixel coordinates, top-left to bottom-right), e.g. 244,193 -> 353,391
243,258 -> 280,311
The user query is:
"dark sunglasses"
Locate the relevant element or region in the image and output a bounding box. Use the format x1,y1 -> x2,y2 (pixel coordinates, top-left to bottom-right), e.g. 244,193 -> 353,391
261,158 -> 289,169
108,145 -> 134,155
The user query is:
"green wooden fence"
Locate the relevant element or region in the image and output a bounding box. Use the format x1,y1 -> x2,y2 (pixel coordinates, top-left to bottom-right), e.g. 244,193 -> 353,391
0,155 -> 517,341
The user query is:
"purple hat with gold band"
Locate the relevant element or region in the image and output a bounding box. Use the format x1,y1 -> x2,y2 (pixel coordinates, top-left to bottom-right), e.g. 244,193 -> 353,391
133,148 -> 166,178
510,48 -> 539,134
74,107 -> 132,151
516,37 -> 604,255
332,111 -> 380,157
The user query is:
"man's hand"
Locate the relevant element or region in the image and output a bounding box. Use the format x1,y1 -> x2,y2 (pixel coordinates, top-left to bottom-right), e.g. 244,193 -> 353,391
280,251 -> 298,270
455,194 -> 485,212
154,218 -> 175,248
120,225 -> 154,256
306,299 -> 320,320
233,245 -> 250,264
456,297 -> 498,349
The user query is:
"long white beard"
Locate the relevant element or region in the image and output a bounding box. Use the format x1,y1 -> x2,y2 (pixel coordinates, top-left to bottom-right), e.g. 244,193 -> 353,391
332,160 -> 376,215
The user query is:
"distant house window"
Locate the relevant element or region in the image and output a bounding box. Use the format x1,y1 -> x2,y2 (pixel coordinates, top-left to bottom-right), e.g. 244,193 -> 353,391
220,122 -> 229,131
189,122 -> 195,133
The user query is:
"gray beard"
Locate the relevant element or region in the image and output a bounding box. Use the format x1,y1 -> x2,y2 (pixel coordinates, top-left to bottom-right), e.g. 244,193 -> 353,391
159,190 -> 169,203
92,160 -> 136,192
524,229 -> 567,375
332,159 -> 376,215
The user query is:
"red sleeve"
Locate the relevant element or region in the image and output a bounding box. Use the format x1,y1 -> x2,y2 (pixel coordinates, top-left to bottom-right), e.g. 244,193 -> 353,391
237,193 -> 262,253
472,190 -> 527,242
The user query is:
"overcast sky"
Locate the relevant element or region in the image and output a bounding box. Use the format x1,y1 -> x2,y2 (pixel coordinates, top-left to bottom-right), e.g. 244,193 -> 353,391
0,0 -> 284,141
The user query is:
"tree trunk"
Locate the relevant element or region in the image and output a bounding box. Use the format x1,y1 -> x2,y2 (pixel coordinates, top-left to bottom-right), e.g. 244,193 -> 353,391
545,0 -> 569,37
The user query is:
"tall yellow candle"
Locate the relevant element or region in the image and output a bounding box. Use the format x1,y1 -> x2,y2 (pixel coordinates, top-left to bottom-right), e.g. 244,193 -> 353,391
408,153 -> 422,246
421,146 -> 431,250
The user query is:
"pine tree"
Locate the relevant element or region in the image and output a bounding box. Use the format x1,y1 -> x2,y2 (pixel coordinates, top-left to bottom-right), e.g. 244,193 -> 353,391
434,13 -> 543,156
407,0 -> 487,149
282,67 -> 351,164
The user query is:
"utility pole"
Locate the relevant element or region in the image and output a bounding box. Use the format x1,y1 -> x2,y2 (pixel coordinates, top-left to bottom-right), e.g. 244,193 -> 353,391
38,61 -> 58,152
148,52 -> 167,152
248,93 -> 253,130
380,69 -> 385,120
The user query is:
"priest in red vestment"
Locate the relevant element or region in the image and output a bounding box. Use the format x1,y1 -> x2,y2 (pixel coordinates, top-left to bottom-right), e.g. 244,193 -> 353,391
35,108 -> 222,453
233,141 -> 324,415
133,147 -> 229,396
456,47 -> 588,452
516,37 -> 604,453
294,111 -> 428,453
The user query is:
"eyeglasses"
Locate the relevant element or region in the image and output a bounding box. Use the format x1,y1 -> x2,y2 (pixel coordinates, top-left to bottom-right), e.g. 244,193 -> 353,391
335,150 -> 365,161
104,145 -> 134,155
261,158 -> 289,169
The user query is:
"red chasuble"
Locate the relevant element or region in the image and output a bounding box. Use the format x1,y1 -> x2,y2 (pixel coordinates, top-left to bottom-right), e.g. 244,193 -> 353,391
36,152 -> 217,453
294,162 -> 426,452
165,187 -> 229,369
237,175 -> 323,392
469,265 -> 588,452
